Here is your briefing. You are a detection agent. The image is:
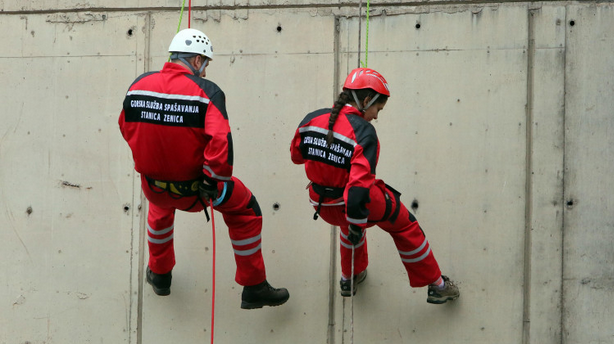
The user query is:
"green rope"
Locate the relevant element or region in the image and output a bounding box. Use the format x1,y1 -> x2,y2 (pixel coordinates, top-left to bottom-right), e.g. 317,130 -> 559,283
168,0 -> 187,62
177,0 -> 186,33
360,0 -> 370,68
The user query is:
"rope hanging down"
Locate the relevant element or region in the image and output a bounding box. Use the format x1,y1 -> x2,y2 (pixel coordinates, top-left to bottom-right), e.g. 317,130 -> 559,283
188,0 -> 192,28
209,202 -> 217,344
350,3 -> 370,342
357,0 -> 371,68
172,5 -> 216,343
350,245 -> 356,344
169,0 -> 193,62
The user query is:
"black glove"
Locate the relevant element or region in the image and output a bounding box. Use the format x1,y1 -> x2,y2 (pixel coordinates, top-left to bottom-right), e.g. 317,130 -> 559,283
199,179 -> 218,201
347,224 -> 364,246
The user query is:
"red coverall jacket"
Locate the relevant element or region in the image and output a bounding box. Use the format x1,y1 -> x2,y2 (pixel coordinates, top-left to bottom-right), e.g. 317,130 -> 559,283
290,104 -> 379,227
119,62 -> 233,184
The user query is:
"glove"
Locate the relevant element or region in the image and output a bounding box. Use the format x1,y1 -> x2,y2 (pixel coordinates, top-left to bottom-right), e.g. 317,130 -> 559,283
347,224 -> 364,246
199,179 -> 218,201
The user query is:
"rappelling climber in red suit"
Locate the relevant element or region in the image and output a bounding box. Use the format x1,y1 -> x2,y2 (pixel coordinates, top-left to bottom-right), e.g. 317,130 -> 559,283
290,67 -> 460,304
119,28 -> 289,309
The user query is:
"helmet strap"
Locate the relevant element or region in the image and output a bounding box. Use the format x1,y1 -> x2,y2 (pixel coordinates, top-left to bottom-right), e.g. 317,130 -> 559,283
170,52 -> 203,76
197,57 -> 209,75
364,93 -> 380,110
351,90 -> 364,112
351,90 -> 380,113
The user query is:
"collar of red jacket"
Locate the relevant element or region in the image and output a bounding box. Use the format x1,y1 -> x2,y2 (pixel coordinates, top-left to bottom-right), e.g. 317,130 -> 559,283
340,103 -> 364,118
162,62 -> 193,75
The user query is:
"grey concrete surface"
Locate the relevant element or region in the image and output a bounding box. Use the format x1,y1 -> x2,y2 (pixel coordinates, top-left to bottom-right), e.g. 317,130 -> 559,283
1,1 -> 612,344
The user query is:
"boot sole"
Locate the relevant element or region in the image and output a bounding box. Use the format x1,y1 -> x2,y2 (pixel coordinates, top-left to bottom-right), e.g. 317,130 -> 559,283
427,294 -> 459,304
240,296 -> 289,310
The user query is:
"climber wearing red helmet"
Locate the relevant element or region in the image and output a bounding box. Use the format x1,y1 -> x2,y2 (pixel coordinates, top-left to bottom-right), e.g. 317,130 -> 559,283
290,68 -> 460,304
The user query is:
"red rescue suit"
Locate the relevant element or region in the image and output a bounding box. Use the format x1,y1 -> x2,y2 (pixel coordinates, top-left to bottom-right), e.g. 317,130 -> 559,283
119,63 -> 265,286
290,105 -> 441,287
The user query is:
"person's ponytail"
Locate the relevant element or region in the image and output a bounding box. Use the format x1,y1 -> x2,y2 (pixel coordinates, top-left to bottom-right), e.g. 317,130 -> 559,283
326,91 -> 352,146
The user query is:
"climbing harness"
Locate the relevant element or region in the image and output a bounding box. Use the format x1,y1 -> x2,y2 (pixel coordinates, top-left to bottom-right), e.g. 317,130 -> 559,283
310,183 -> 345,220
145,175 -> 212,222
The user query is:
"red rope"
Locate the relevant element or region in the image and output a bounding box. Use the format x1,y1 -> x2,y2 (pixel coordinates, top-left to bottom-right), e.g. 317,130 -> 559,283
209,202 -> 216,344
188,0 -> 192,28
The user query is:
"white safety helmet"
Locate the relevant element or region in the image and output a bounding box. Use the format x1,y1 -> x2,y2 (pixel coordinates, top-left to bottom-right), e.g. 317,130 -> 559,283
168,28 -> 214,59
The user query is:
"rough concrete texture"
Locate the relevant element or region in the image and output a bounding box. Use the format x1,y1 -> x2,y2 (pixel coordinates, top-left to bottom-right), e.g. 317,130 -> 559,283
0,2 -> 612,344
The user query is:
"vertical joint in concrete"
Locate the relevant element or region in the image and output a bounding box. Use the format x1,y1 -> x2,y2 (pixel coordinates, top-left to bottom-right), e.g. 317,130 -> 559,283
327,226 -> 338,343
560,5 -> 569,343
327,20 -> 341,344
522,7 -> 537,344
135,13 -> 153,344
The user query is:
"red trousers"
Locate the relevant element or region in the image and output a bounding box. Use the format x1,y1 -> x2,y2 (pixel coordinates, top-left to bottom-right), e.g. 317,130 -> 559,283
316,180 -> 441,288
142,175 -> 266,286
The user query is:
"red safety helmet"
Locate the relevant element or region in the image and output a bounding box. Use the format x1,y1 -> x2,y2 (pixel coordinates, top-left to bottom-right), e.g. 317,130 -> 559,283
343,68 -> 390,97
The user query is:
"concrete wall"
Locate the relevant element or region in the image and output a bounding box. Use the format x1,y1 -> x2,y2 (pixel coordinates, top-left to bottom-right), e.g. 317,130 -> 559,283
1,1 -> 612,343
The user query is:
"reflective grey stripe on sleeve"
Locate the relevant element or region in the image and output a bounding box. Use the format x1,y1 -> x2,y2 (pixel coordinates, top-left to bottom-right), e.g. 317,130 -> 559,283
347,216 -> 368,225
233,244 -> 262,256
400,247 -> 431,263
147,224 -> 174,236
148,234 -> 174,244
203,165 -> 232,181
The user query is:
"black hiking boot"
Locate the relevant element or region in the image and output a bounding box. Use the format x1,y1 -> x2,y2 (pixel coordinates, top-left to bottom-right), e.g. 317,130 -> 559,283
146,267 -> 172,296
340,269 -> 368,297
241,280 -> 289,309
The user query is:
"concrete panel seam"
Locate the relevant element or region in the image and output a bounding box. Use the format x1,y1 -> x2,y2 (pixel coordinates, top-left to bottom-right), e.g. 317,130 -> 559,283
134,13 -> 153,344
522,8 -> 536,344
560,5 -> 569,343
0,1 -> 593,16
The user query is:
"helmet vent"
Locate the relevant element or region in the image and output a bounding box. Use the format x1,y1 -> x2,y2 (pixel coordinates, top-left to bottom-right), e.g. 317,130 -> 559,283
185,40 -> 192,46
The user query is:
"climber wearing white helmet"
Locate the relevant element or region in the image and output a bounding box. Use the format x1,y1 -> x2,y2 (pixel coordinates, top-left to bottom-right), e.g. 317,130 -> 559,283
168,28 -> 214,77
119,28 -> 289,309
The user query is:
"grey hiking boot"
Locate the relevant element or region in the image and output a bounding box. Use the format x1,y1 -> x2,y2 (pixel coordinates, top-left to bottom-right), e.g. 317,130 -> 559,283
340,269 -> 368,297
427,275 -> 459,304
146,267 -> 172,296
241,280 -> 290,309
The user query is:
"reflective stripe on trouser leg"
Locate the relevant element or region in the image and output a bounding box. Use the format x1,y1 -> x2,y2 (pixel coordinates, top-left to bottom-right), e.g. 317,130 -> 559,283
378,204 -> 441,287
215,177 -> 266,286
146,202 -> 177,274
339,225 -> 368,279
